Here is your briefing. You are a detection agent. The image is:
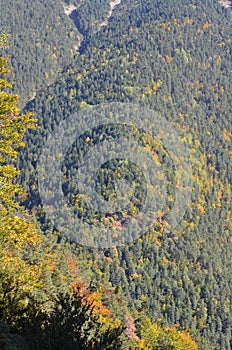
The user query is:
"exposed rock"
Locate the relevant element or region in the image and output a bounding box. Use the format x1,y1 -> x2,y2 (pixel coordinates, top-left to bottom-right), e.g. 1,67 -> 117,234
219,0 -> 232,7
100,0 -> 122,27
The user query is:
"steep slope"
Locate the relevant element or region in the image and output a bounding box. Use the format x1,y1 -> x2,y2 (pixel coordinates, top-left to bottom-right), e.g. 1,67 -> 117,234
14,0 -> 232,349
0,0 -> 81,105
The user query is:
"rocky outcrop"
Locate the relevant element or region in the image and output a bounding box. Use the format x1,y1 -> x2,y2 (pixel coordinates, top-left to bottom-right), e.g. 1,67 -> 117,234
219,0 -> 232,8
100,0 -> 122,27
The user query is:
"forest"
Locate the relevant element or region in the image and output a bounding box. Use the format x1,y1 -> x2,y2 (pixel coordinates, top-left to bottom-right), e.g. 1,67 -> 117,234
0,0 -> 231,349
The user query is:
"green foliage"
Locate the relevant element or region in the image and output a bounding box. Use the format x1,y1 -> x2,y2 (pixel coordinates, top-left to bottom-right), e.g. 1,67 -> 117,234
0,38 -> 41,324
28,292 -> 124,350
0,36 -> 134,350
17,0 -> 231,345
1,0 -> 232,349
0,55 -> 36,209
0,0 -> 81,105
136,318 -> 199,350
0,39 -> 73,334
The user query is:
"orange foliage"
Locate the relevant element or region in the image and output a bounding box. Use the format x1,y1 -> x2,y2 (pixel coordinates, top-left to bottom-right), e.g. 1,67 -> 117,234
203,21 -> 211,29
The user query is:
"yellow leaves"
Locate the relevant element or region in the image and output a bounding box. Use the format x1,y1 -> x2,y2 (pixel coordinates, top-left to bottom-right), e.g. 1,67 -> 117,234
137,341 -> 149,349
216,55 -> 222,64
197,204 -> 205,213
185,18 -> 193,25
189,221 -> 195,229
223,129 -> 232,142
0,99 -> 36,209
129,27 -> 139,33
0,56 -> 11,76
0,77 -> 12,89
0,33 -> 10,49
131,272 -> 140,279
137,318 -> 199,350
173,18 -> 178,25
198,319 -> 206,329
35,42 -> 42,48
0,229 -> 43,296
46,251 -> 57,272
161,255 -> 170,267
76,73 -> 82,80
160,21 -> 171,31
165,55 -> 172,64
181,48 -> 189,63
152,79 -> 162,91
160,18 -> 180,31
0,214 -> 43,250
0,164 -> 20,178
192,98 -> 198,107
143,80 -> 162,96
203,21 -> 211,30
82,289 -> 113,327
153,152 -> 161,166
79,100 -> 87,108
133,53 -> 138,62
145,86 -> 153,95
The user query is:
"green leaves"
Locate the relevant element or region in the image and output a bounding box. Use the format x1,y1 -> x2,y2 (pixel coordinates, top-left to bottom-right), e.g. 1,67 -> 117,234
136,318 -> 199,350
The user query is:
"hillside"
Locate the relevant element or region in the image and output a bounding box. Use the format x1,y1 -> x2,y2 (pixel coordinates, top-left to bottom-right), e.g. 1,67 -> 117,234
0,0 -> 81,105
0,0 -> 231,349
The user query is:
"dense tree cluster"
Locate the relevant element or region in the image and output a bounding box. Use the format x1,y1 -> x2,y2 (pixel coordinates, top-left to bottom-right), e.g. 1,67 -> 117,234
0,33 -> 201,349
0,0 -> 81,105
0,0 -> 231,348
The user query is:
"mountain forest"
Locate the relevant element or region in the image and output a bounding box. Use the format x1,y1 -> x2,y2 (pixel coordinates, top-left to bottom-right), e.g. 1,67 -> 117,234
0,0 -> 231,349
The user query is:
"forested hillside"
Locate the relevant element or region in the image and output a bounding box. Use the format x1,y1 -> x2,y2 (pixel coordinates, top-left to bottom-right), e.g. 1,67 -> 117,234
0,0 -> 81,105
0,0 -> 231,349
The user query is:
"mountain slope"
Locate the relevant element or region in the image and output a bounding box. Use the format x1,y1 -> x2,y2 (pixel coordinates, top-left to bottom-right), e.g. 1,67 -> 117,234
8,0 -> 232,349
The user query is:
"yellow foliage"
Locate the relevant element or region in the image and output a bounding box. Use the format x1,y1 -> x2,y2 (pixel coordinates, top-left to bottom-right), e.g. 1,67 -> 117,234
185,18 -> 193,25
0,56 -> 36,210
136,318 -> 199,349
133,53 -> 138,62
165,55 -> 172,64
151,79 -> 162,94
223,128 -> 232,141
203,22 -> 211,29
76,73 -> 82,80
0,47 -> 70,325
80,100 -> 87,108
197,204 -> 205,213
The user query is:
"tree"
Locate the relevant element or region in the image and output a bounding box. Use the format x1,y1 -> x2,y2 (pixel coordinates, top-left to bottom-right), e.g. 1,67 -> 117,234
32,291 -> 124,350
0,37 -> 36,210
136,318 -> 199,350
0,36 -> 69,328
0,34 -> 44,321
